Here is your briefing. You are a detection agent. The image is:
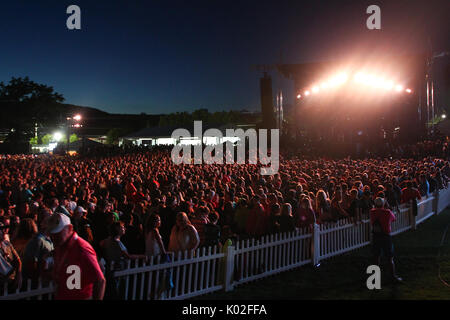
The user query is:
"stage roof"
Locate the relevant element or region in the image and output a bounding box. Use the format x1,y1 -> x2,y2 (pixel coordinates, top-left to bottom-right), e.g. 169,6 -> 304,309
276,54 -> 427,88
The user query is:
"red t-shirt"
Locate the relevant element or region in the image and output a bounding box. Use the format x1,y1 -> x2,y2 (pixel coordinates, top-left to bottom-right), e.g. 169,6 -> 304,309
191,216 -> 208,246
53,232 -> 105,300
370,208 -> 396,235
246,204 -> 267,237
401,188 -> 421,204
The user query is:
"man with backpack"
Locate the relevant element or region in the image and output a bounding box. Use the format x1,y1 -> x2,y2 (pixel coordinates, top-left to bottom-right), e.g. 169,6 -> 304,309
370,197 -> 402,283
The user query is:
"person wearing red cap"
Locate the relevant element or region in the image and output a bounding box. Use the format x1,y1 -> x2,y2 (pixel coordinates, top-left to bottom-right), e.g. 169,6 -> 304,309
46,212 -> 105,300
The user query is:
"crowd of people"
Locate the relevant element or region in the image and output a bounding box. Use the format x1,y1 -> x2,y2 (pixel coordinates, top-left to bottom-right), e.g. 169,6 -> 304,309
0,142 -> 449,298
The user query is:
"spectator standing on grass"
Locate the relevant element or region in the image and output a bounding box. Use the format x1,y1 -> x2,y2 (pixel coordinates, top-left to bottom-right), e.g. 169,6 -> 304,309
370,197 -> 402,283
46,212 -> 105,300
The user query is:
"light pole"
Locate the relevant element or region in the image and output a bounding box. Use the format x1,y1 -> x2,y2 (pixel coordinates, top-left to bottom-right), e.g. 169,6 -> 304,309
66,114 -> 83,155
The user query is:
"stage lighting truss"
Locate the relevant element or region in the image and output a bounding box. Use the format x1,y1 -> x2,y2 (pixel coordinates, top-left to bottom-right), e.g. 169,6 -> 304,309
296,71 -> 413,99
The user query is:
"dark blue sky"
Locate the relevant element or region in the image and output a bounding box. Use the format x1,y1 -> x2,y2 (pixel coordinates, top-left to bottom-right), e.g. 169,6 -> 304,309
0,0 -> 448,114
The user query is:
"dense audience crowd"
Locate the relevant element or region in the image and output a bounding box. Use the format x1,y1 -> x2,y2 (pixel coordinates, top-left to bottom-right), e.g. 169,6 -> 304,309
0,142 -> 449,297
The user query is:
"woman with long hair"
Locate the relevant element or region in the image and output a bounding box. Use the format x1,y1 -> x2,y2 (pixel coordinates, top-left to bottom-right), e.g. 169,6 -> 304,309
168,212 -> 200,254
100,221 -> 145,300
296,197 -> 317,229
145,214 -> 167,258
279,203 -> 296,233
315,190 -> 332,223
330,186 -> 349,221
11,218 -> 38,260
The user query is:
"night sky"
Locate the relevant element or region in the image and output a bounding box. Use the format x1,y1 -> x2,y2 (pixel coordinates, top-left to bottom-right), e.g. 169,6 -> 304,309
0,0 -> 448,114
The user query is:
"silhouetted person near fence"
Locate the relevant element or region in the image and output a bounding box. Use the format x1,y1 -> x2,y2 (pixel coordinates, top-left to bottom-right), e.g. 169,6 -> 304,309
370,197 -> 402,283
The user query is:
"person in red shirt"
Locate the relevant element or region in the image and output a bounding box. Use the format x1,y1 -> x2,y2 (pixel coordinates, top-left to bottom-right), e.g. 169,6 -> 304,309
47,212 -> 106,300
245,196 -> 267,238
370,197 -> 402,283
296,197 -> 316,228
191,206 -> 209,247
125,178 -> 137,200
401,181 -> 421,204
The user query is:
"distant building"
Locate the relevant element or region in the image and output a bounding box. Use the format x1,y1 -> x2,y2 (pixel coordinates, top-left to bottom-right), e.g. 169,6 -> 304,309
119,124 -> 254,147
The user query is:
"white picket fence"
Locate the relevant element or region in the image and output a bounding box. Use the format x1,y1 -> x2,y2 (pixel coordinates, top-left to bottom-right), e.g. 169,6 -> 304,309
2,187 -> 450,300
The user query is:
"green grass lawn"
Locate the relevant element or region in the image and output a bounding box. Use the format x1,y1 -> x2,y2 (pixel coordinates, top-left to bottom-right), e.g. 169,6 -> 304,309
197,208 -> 450,300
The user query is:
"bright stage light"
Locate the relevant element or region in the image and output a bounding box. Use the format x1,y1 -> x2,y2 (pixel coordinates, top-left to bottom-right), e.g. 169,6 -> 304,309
73,114 -> 82,121
53,132 -> 63,142
320,82 -> 328,89
365,75 -> 377,86
373,77 -> 385,88
442,114 -> 447,119
353,73 -> 363,82
328,73 -> 348,86
384,81 -> 394,90
336,73 -> 348,84
298,69 -> 408,99
297,94 -> 301,99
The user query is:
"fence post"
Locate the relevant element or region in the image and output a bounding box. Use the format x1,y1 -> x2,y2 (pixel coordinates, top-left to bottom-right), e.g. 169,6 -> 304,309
224,245 -> 235,292
311,223 -> 320,266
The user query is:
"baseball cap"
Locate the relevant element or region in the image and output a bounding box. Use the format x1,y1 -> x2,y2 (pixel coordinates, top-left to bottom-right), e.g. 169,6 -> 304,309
374,197 -> 385,208
68,201 -> 78,212
76,206 -> 87,214
46,212 -> 72,234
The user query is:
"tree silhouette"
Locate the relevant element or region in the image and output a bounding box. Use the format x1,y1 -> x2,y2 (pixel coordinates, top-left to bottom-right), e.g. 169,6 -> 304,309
0,76 -> 65,129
